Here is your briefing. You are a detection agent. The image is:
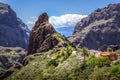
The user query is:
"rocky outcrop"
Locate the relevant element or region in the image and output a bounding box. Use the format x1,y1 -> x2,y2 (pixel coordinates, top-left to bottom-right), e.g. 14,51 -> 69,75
69,3 -> 120,50
28,13 -> 71,55
0,2 -> 29,50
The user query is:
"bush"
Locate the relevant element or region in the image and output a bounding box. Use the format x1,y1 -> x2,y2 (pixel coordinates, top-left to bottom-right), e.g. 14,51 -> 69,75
99,56 -> 111,67
67,46 -> 73,54
110,65 -> 120,73
86,56 -> 100,68
108,65 -> 120,80
47,59 -> 58,67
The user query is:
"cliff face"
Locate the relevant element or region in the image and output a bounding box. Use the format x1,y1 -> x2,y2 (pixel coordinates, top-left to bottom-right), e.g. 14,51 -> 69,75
69,3 -> 120,50
0,2 -> 29,50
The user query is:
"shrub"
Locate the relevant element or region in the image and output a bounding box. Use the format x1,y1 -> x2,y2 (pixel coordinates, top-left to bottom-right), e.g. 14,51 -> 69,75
108,65 -> 120,80
98,56 -> 111,67
102,56 -> 111,67
66,46 -> 73,54
86,56 -> 100,68
47,59 -> 58,67
110,65 -> 120,73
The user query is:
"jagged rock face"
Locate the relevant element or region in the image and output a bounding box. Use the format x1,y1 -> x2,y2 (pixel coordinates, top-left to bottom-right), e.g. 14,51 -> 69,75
69,3 -> 120,50
28,13 -> 71,55
0,2 -> 29,50
28,13 -> 58,55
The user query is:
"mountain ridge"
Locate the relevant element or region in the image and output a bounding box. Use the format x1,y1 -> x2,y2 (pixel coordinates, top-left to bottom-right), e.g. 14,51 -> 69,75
69,3 -> 120,50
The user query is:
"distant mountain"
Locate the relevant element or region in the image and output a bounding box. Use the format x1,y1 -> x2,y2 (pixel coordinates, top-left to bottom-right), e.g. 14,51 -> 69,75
0,2 -> 29,50
69,3 -> 120,50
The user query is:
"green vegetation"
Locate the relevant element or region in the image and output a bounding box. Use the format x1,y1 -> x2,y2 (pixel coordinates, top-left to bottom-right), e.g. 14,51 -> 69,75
5,46 -> 120,80
53,32 -> 65,42
81,47 -> 89,69
47,45 -> 74,67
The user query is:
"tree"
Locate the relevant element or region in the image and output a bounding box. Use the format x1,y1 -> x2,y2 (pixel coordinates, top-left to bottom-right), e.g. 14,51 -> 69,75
81,47 -> 89,69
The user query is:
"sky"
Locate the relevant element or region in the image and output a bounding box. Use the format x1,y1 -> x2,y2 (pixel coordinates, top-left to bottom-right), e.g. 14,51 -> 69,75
0,0 -> 120,36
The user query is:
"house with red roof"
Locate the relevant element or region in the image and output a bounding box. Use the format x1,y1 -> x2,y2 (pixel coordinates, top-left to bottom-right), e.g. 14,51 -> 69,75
100,52 -> 118,61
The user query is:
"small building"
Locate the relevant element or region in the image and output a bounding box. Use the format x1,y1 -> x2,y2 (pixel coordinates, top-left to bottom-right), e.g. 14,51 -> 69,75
100,52 -> 118,61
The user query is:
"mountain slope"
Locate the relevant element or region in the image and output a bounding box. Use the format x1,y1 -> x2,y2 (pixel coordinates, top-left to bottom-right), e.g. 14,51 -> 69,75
69,3 -> 120,50
0,2 -> 29,50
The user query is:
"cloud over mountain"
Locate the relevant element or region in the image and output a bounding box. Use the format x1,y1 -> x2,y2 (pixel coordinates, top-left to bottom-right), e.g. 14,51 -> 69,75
49,14 -> 87,28
27,14 -> 87,29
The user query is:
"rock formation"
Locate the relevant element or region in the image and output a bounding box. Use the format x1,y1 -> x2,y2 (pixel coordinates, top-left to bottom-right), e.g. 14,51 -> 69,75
69,3 -> 120,50
28,13 -> 71,55
0,2 -> 29,50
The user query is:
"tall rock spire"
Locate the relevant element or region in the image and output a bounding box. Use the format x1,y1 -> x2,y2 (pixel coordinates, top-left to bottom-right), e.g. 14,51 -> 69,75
28,13 -> 58,55
28,13 -> 72,55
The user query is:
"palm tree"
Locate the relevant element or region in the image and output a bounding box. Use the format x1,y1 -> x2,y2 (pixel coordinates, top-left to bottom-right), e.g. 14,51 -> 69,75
81,47 -> 89,69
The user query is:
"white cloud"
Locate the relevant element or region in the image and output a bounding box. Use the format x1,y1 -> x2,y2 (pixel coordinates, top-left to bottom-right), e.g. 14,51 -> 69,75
27,16 -> 37,25
27,21 -> 34,25
26,16 -> 38,30
26,14 -> 87,29
49,14 -> 87,28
